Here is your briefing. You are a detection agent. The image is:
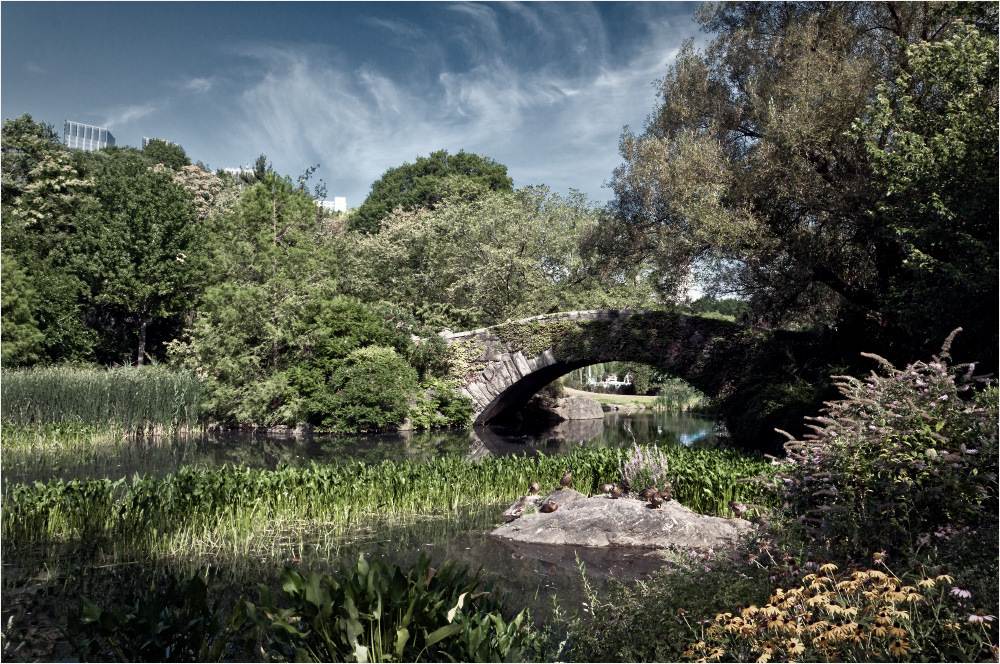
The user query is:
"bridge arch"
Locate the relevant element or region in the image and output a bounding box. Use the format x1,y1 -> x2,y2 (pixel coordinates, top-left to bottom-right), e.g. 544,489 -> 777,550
440,309 -> 767,425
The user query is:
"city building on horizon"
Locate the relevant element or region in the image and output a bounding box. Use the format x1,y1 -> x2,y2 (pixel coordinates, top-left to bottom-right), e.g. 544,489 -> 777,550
63,120 -> 115,151
318,197 -> 347,213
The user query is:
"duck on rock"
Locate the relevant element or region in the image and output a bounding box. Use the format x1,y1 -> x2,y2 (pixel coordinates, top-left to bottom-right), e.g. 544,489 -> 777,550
559,469 -> 572,490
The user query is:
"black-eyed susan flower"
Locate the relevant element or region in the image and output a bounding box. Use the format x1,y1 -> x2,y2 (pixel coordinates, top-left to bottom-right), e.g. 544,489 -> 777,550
888,639 -> 909,657
786,637 -> 805,655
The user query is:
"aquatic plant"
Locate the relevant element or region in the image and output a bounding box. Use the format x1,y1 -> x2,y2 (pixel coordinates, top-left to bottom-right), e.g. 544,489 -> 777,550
0,365 -> 201,434
2,445 -> 772,557
248,554 -> 533,662
63,572 -> 242,662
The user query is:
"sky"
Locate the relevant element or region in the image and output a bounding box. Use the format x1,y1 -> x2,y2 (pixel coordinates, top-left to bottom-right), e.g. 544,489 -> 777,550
2,1 -> 702,209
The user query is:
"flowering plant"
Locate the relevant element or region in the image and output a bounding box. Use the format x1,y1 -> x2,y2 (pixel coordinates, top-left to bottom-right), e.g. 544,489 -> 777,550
619,440 -> 674,493
683,559 -> 997,663
771,330 -> 998,558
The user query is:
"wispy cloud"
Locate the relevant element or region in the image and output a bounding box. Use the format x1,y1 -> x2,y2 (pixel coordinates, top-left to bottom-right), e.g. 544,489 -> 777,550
222,4 -> 694,205
182,77 -> 214,93
104,104 -> 157,128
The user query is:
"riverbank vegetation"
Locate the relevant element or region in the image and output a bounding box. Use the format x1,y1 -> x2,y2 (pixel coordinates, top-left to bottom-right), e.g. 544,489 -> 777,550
1,1 -> 996,661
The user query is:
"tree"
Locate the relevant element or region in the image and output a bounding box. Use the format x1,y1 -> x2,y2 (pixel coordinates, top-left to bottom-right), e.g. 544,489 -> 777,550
1,113 -> 64,206
0,255 -> 45,365
81,150 -> 197,365
349,149 -> 514,234
353,182 -> 655,328
168,172 -> 379,426
592,2 -> 997,367
141,138 -> 191,171
1,131 -> 99,364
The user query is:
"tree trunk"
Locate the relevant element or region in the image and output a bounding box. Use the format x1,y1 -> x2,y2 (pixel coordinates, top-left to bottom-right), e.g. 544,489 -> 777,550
137,319 -> 149,366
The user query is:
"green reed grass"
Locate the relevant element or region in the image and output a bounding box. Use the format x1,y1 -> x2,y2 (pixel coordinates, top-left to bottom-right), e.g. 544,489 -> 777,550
1,366 -> 202,435
2,446 -> 774,559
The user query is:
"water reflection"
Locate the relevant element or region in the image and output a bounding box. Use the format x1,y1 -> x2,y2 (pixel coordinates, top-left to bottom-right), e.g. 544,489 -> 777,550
1,411 -> 720,486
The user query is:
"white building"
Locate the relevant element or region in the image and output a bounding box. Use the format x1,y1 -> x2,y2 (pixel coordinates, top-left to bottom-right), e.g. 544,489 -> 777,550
317,197 -> 347,213
63,120 -> 115,151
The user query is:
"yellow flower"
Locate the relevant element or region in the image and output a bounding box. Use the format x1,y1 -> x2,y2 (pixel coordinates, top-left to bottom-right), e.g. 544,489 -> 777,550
888,640 -> 909,657
888,624 -> 907,639
871,624 -> 888,638
890,609 -> 910,621
868,570 -> 889,581
755,647 -> 773,663
819,563 -> 839,574
935,574 -> 955,584
786,638 -> 805,655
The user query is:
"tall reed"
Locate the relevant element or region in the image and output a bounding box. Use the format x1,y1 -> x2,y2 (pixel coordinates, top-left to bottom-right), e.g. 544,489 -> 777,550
0,366 -> 202,434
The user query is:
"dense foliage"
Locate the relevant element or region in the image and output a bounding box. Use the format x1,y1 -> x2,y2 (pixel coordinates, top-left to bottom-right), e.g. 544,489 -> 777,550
349,149 -> 514,234
63,555 -> 534,663
590,0 -> 998,403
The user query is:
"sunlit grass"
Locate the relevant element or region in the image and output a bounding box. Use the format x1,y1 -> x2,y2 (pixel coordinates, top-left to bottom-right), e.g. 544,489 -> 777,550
1,365 -> 201,435
2,446 -> 774,560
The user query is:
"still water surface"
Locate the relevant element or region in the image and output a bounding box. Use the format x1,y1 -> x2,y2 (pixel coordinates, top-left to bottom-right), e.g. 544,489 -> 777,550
3,410 -> 719,622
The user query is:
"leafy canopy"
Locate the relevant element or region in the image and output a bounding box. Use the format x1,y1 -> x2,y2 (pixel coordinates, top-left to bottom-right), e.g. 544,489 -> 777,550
349,149 -> 513,234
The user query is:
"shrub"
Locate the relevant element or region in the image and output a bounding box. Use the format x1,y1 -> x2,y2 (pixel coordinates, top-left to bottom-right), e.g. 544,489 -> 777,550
246,554 -> 533,662
772,331 -> 998,559
321,346 -> 418,433
566,554 -> 774,663
409,377 -> 474,430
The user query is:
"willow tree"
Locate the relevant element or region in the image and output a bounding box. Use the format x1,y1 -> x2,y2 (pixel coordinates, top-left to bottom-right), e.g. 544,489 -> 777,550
592,1 -> 997,368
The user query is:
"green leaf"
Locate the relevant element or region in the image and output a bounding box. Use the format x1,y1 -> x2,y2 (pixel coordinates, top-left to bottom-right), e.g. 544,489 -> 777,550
425,622 -> 464,647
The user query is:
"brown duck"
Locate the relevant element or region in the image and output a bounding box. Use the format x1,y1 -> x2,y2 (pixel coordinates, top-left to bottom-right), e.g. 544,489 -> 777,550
598,482 -> 615,495
539,499 -> 559,513
620,477 -> 631,494
559,469 -> 572,490
657,484 -> 673,503
504,495 -> 528,521
609,486 -> 623,499
729,500 -> 764,519
528,482 -> 541,495
649,492 -> 665,509
638,485 -> 658,501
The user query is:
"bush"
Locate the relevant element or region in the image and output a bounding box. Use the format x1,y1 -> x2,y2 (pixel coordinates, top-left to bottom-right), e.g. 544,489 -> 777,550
322,346 -> 418,433
566,554 -> 773,663
409,377 -> 474,430
772,331 -> 998,559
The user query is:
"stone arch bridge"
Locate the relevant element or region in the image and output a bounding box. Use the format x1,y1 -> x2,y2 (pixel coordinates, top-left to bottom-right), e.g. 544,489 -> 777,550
439,309 -> 783,425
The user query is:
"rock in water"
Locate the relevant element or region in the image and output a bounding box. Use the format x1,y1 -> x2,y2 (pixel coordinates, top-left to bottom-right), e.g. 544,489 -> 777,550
492,493 -> 753,550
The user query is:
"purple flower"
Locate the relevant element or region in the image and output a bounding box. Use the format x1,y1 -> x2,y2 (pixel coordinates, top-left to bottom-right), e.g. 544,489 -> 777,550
950,585 -> 972,599
968,612 -> 996,623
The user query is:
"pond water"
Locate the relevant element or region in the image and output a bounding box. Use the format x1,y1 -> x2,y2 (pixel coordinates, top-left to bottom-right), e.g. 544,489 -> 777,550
2,408 -> 720,635
2,409 -> 719,486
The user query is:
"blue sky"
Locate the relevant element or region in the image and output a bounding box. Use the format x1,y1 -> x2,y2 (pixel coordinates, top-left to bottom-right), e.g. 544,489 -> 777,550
2,1 -> 701,208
